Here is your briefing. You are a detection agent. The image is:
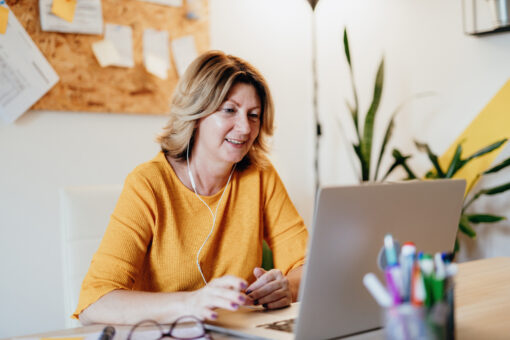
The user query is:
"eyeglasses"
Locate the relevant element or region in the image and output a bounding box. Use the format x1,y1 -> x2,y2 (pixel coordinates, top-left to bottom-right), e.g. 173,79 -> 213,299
127,316 -> 213,340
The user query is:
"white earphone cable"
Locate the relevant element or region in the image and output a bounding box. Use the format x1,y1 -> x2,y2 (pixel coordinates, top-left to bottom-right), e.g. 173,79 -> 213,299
187,143 -> 235,285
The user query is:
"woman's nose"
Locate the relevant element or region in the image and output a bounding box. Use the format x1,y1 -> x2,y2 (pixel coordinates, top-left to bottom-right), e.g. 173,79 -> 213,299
235,113 -> 251,133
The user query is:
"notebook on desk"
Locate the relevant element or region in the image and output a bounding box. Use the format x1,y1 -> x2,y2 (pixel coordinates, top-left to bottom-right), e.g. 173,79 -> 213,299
206,179 -> 466,340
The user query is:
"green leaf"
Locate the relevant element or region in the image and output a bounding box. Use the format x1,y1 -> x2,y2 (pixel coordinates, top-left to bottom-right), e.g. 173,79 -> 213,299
360,57 -> 385,181
382,149 -> 415,181
484,156 -> 510,175
445,144 -> 463,178
414,141 -> 445,178
343,28 -> 351,67
484,181 -> 510,195
466,214 -> 506,223
459,215 -> 477,238
464,138 -> 508,164
374,118 -> 394,181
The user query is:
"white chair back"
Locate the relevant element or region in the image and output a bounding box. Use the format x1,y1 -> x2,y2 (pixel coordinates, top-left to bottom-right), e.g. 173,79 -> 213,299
59,186 -> 122,328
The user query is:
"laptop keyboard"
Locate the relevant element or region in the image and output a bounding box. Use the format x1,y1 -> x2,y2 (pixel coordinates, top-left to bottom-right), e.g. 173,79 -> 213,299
256,318 -> 296,333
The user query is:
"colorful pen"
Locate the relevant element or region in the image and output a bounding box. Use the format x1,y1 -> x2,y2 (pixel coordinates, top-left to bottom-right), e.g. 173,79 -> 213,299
399,241 -> 416,302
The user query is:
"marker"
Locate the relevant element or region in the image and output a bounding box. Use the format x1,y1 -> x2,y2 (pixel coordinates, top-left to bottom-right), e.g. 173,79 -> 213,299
385,265 -> 403,305
432,252 -> 446,303
384,234 -> 398,266
399,242 -> 416,302
363,273 -> 393,308
411,264 -> 425,306
418,254 -> 434,306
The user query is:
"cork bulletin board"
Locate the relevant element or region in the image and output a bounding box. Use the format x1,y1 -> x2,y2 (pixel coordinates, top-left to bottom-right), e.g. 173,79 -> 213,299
6,0 -> 210,115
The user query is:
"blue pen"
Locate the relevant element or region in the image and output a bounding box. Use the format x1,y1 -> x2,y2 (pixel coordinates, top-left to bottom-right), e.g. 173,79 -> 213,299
384,234 -> 398,266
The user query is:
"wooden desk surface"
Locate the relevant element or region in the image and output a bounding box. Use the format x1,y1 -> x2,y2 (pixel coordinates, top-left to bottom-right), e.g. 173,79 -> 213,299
455,256 -> 510,340
10,257 -> 510,340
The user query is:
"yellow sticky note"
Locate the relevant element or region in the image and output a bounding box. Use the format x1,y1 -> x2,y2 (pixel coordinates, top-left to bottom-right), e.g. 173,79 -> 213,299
438,79 -> 510,194
51,0 -> 77,23
0,6 -> 8,34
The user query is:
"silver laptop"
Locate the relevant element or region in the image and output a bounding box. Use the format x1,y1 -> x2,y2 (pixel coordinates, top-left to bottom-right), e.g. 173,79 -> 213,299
206,179 -> 466,339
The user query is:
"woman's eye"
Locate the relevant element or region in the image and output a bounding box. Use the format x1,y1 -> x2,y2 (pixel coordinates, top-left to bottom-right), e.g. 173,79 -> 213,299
222,107 -> 236,113
249,113 -> 260,120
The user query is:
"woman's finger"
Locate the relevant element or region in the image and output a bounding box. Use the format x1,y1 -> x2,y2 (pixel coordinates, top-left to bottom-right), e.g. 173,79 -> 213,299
246,269 -> 282,293
209,275 -> 247,291
264,295 -> 291,310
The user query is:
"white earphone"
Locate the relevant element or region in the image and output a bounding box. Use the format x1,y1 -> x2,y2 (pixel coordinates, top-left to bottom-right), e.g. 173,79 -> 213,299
186,143 -> 235,285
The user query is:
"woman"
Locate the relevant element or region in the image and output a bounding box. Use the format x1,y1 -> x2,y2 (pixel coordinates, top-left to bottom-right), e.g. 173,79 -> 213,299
75,50 -> 308,325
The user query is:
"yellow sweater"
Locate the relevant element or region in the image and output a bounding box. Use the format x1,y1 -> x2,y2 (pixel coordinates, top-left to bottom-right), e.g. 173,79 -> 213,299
74,152 -> 308,318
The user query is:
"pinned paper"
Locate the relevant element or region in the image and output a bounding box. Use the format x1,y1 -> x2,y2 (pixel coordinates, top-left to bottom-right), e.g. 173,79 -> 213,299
0,1 -> 59,123
104,24 -> 134,68
171,35 -> 198,77
91,39 -> 120,67
0,5 -> 8,35
143,29 -> 170,79
438,79 -> 510,193
40,0 -> 103,35
51,0 -> 77,23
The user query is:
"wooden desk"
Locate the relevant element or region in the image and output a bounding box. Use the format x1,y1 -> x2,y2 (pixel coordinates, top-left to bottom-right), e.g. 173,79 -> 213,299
455,256 -> 510,340
10,257 -> 510,340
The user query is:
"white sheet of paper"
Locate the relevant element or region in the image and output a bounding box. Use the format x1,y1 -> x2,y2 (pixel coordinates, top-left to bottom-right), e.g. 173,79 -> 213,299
0,3 -> 59,123
138,0 -> 183,7
143,29 -> 169,79
91,39 -> 121,67
39,0 -> 103,35
171,35 -> 198,77
104,24 -> 134,68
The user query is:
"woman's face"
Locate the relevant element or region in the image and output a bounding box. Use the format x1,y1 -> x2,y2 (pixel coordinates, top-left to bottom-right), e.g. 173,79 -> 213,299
194,82 -> 261,166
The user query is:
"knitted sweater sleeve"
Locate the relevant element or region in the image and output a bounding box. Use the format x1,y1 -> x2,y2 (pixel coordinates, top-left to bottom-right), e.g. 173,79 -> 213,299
263,166 -> 308,275
73,170 -> 157,318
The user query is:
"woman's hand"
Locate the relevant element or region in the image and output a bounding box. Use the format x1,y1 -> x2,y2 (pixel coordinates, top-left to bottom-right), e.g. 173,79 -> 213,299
245,267 -> 292,310
187,275 -> 249,320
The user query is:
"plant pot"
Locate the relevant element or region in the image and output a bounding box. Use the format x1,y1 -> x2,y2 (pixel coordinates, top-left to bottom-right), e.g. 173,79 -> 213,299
486,0 -> 510,28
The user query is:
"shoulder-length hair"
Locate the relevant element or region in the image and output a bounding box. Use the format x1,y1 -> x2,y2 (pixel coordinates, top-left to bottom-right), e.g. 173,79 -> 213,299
156,50 -> 274,170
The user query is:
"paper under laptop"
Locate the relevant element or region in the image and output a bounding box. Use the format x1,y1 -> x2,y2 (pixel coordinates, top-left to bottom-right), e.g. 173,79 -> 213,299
206,179 -> 466,340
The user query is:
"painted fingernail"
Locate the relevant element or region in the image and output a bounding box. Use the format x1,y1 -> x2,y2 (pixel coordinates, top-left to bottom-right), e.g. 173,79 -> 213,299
211,313 -> 218,320
263,303 -> 268,309
231,302 -> 239,309
253,299 -> 259,305
245,289 -> 252,295
240,282 -> 247,289
238,295 -> 246,302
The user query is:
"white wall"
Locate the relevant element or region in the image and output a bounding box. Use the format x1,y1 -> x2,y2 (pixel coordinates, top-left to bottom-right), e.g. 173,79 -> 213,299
0,0 -> 313,337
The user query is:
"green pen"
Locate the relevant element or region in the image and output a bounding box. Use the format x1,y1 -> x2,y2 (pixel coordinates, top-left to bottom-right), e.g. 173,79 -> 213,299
432,252 -> 446,303
418,253 -> 434,307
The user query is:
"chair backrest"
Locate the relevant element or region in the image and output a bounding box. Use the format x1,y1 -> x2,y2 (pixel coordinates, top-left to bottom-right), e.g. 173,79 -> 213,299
59,186 -> 122,328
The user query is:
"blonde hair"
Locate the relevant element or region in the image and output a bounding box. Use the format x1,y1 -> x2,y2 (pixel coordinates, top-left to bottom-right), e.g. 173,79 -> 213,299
156,50 -> 274,170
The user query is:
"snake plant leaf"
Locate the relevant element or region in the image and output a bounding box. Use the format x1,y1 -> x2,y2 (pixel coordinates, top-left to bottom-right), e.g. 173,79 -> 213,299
425,170 -> 437,179
459,215 -> 477,238
466,214 -> 506,223
445,144 -> 463,178
345,99 -> 360,140
374,118 -> 394,181
382,149 -> 415,181
483,181 -> 510,195
484,156 -> 510,175
463,138 -> 508,164
343,28 -> 351,67
360,57 -> 385,180
414,141 -> 445,178
463,181 -> 510,211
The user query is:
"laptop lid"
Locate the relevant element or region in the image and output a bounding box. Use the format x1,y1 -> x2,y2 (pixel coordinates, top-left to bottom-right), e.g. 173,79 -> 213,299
207,179 -> 465,340
294,179 -> 465,340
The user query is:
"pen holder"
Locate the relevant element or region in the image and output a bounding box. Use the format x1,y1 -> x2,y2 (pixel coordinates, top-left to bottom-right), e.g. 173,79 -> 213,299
384,288 -> 454,340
